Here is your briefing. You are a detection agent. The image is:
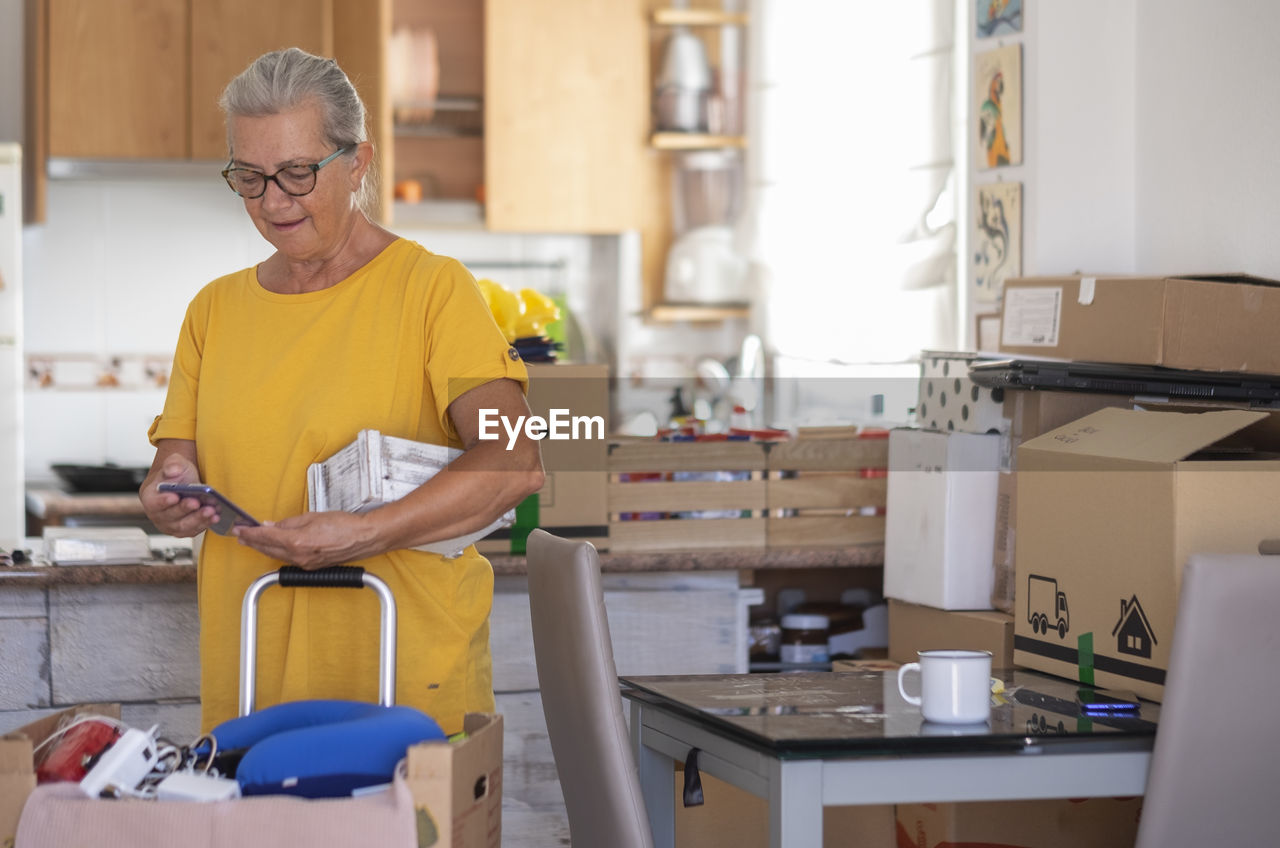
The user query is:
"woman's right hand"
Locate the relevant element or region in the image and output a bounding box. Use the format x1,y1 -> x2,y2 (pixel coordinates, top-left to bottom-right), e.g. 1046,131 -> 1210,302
140,440 -> 220,537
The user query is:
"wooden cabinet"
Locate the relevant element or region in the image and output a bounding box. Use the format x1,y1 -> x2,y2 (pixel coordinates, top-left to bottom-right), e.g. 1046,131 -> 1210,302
483,0 -> 648,233
44,0 -> 331,161
189,0 -> 334,160
48,0 -> 188,159
370,0 -> 650,234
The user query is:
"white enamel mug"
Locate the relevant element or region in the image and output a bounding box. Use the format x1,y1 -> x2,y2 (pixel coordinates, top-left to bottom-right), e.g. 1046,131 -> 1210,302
896,649 -> 993,724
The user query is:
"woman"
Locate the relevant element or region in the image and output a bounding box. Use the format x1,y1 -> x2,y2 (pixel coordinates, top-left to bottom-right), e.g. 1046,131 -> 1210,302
139,48 -> 544,735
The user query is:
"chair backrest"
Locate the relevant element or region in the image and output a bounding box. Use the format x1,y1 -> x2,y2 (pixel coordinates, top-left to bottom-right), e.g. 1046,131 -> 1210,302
525,529 -> 655,848
1134,553 -> 1280,848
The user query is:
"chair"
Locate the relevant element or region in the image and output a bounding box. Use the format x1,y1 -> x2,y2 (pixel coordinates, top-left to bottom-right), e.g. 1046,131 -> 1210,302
525,529 -> 655,848
1134,553 -> 1280,848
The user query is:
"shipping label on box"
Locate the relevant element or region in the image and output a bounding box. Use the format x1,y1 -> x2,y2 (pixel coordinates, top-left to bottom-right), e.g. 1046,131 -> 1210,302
999,273 -> 1280,373
884,428 -> 1001,610
1013,407 -> 1280,700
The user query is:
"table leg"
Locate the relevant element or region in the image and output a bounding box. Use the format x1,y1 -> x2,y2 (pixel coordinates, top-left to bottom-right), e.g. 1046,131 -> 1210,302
770,759 -> 823,848
631,699 -> 676,848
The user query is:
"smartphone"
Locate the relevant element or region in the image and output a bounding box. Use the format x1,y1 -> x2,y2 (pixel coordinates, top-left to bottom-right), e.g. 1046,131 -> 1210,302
1075,687 -> 1141,713
157,483 -> 260,535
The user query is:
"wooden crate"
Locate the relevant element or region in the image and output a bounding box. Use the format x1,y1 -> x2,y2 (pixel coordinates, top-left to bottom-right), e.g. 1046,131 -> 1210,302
607,441 -> 768,553
765,435 -> 889,549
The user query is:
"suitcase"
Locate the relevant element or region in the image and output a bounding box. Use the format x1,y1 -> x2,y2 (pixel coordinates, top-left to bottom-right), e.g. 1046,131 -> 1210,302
239,565 -> 398,715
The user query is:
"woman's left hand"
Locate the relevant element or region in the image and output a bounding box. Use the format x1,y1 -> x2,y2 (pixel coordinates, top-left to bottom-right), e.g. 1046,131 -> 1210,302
234,511 -> 378,570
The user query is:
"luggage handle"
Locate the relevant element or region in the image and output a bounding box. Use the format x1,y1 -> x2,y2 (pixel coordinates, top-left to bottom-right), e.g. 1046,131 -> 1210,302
239,565 -> 397,717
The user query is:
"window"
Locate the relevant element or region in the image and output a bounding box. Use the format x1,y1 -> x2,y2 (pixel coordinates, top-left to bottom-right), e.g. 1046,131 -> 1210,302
744,0 -> 960,366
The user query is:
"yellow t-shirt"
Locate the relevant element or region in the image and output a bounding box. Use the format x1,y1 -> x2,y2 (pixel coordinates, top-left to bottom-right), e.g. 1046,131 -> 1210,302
149,238 -> 527,734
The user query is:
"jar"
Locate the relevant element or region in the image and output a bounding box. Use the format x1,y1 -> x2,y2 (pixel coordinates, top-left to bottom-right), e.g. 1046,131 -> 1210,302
779,614 -> 830,665
748,617 -> 782,659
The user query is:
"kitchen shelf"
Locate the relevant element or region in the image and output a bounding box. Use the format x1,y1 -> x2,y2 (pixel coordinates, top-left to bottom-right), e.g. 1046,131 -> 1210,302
652,9 -> 749,27
650,132 -> 747,151
393,95 -> 484,139
647,302 -> 750,323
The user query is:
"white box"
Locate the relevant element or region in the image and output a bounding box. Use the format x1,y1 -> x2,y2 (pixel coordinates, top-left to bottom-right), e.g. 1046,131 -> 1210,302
883,428 -> 1001,609
308,429 -> 513,558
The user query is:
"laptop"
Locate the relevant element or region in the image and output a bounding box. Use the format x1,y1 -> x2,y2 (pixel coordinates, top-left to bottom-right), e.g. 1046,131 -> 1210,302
967,358 -> 1280,406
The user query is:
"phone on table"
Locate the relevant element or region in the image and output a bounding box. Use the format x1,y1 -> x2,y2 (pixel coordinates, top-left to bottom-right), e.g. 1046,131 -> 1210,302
1075,687 -> 1141,714
157,483 -> 260,535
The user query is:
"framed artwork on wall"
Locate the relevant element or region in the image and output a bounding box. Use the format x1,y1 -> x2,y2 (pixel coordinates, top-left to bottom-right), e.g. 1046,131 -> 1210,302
973,180 -> 1022,303
977,0 -> 1023,38
975,44 -> 1023,170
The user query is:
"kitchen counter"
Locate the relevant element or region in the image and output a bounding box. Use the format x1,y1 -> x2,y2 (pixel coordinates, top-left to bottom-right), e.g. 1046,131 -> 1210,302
0,543 -> 884,587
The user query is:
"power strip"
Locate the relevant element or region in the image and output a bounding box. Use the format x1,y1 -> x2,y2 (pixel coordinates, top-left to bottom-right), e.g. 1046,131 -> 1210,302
79,727 -> 159,798
155,772 -> 242,801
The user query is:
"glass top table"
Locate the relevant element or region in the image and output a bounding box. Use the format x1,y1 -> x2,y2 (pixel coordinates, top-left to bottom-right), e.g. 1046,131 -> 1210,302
621,668 -> 1159,758
621,670 -> 1158,848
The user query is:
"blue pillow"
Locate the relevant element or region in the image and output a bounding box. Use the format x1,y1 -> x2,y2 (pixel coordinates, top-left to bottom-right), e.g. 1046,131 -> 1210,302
210,700 -> 446,798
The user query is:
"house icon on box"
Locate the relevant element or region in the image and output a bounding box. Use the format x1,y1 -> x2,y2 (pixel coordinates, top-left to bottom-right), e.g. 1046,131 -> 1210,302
1111,595 -> 1157,659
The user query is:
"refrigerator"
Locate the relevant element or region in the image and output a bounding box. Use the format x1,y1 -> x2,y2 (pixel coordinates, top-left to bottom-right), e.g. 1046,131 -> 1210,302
0,143 -> 23,547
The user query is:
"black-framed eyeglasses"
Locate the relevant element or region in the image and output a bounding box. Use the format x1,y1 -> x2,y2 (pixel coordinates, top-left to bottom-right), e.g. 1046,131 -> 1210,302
221,145 -> 354,199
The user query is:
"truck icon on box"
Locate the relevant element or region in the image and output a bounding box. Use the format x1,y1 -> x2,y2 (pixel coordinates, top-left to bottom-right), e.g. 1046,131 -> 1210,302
1027,574 -> 1069,639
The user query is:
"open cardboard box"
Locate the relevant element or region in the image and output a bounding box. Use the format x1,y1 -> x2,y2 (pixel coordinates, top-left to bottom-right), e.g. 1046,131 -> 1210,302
1,706 -> 502,848
1013,406 -> 1280,700
1,704 -> 120,848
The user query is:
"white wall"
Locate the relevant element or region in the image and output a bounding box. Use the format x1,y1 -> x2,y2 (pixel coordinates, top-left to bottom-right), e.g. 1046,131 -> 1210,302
1022,0 -> 1138,275
1133,0 -> 1280,277
987,0 -> 1280,289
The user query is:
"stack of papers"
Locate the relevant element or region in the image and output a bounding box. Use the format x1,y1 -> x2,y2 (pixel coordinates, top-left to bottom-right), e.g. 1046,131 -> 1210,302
308,429 -> 514,558
44,527 -> 153,565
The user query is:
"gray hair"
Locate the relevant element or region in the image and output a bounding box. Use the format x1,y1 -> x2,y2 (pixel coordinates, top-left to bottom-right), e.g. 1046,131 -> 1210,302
220,47 -> 376,213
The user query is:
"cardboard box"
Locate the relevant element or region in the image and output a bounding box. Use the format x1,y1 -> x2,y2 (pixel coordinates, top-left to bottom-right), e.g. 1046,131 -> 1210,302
887,599 -> 1014,668
481,363 -> 609,553
676,771 -> 895,848
991,391 -> 1133,611
1,709 -> 502,848
915,351 -> 1006,435
998,273 -> 1280,373
402,712 -> 504,848
0,704 -> 120,848
1014,407 -> 1280,700
884,429 -> 1001,610
896,797 -> 1143,848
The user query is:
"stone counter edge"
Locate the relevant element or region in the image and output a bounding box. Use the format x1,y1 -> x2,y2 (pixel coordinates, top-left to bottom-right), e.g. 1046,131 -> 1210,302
0,544 -> 884,586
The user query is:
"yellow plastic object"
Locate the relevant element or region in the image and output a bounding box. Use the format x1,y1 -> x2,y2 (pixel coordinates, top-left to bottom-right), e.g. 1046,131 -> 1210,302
477,278 -> 520,341
514,288 -> 561,339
